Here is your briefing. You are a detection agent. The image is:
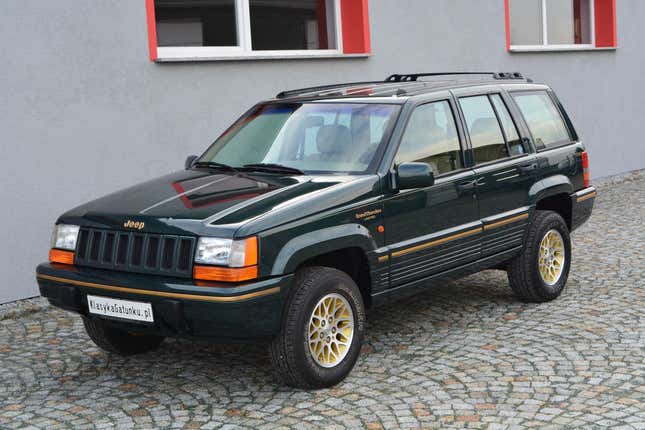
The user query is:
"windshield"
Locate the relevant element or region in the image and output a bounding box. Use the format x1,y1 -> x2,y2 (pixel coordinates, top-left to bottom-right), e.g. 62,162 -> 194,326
198,102 -> 401,174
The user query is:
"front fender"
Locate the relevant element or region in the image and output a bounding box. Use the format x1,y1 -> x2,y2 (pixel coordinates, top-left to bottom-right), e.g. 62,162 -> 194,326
270,224 -> 377,276
528,174 -> 574,205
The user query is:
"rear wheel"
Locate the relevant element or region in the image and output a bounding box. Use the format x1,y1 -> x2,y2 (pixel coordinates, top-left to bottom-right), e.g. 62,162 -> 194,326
269,267 -> 365,389
82,317 -> 165,356
507,210 -> 571,302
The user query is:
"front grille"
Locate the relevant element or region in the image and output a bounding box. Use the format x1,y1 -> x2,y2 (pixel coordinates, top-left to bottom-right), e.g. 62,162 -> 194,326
74,228 -> 196,278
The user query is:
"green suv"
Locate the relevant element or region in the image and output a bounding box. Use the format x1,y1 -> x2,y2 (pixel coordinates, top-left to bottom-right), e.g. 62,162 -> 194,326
37,72 -> 596,388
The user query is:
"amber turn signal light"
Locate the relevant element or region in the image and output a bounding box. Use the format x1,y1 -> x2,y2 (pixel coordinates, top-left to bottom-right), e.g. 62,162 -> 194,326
49,249 -> 75,265
242,236 -> 258,266
193,265 -> 258,283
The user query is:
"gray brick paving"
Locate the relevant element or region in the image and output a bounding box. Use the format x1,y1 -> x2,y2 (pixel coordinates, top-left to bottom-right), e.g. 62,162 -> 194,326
1,176 -> 644,429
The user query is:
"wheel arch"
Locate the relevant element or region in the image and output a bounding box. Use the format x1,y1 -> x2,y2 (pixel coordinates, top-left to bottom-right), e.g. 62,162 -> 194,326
529,175 -> 574,230
270,224 -> 377,307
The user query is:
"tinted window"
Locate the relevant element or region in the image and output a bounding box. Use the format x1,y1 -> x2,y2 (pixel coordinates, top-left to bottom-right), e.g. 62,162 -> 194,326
395,101 -> 463,175
155,0 -> 238,47
250,0 -> 337,50
512,92 -> 571,149
490,94 -> 526,155
460,96 -> 509,164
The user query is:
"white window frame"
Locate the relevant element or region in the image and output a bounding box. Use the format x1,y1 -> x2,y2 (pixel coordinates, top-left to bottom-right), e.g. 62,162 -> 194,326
509,0 -> 596,52
156,0 -> 346,61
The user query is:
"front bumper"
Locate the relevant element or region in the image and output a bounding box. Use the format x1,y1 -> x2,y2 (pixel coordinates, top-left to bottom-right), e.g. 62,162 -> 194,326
36,263 -> 293,340
571,186 -> 597,231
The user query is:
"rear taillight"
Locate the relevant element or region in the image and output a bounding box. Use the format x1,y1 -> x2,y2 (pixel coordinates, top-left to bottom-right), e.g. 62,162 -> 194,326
581,151 -> 590,187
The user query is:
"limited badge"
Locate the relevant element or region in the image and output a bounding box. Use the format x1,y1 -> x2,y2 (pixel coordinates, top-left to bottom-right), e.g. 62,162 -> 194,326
355,208 -> 382,221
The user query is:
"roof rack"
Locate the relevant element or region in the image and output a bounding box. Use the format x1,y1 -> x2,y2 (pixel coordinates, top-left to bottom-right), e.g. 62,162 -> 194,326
275,72 -> 531,99
276,81 -> 384,99
385,72 -> 529,82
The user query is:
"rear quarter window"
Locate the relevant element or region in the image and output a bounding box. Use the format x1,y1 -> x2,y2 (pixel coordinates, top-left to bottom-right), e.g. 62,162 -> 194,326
511,91 -> 572,149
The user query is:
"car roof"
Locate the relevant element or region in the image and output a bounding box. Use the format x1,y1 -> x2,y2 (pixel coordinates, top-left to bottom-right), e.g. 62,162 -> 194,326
270,72 -> 549,104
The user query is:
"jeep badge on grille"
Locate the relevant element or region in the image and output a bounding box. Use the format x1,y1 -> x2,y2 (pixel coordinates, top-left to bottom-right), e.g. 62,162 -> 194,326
123,220 -> 145,230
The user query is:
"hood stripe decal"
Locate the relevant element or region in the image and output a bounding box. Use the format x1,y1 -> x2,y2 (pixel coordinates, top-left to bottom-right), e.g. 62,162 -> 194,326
204,181 -> 306,224
139,176 -> 230,214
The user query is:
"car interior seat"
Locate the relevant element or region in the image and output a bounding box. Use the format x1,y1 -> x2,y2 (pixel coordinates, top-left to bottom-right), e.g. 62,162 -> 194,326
307,124 -> 352,162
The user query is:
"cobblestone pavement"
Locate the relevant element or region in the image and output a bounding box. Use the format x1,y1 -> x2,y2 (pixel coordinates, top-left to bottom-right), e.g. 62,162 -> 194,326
1,176 -> 644,429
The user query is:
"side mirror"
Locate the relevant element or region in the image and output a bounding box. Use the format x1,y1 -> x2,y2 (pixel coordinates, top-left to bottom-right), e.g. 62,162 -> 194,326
185,155 -> 198,169
395,162 -> 435,190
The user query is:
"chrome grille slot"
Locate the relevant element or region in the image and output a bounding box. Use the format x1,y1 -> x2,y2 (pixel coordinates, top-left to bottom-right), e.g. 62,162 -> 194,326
116,233 -> 129,265
178,239 -> 192,271
161,237 -> 176,270
76,230 -> 89,260
74,227 -> 195,278
146,236 -> 160,268
89,231 -> 102,261
103,233 -> 115,264
131,235 -> 144,266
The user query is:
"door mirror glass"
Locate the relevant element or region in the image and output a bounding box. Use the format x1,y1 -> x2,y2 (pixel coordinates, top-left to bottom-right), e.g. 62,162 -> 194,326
185,154 -> 198,169
396,162 -> 435,190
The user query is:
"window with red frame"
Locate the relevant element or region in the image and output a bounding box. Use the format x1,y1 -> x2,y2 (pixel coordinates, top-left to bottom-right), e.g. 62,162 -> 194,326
505,0 -> 616,51
145,0 -> 370,61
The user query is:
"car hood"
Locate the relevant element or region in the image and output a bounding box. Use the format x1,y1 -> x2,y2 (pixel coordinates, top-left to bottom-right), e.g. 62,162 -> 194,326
59,169 -> 380,237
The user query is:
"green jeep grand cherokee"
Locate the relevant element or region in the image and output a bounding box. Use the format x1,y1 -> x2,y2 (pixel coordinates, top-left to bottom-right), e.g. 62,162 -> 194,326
37,72 -> 596,388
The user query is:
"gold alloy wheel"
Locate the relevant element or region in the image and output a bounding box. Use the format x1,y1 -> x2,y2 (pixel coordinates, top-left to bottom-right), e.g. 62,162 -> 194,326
538,229 -> 566,285
307,293 -> 354,368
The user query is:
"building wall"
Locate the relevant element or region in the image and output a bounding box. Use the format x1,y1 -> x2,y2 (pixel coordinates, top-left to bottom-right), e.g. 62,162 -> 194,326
1,0 -> 643,303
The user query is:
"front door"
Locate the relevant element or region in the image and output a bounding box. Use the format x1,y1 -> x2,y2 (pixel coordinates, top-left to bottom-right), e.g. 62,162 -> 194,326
457,92 -> 535,257
384,99 -> 480,288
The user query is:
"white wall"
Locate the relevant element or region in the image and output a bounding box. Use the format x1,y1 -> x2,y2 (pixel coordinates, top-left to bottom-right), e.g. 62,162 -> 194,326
1,0 -> 643,303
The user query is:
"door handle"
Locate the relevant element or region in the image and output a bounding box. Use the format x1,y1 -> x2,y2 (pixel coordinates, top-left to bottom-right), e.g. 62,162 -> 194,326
517,163 -> 537,174
457,180 -> 476,191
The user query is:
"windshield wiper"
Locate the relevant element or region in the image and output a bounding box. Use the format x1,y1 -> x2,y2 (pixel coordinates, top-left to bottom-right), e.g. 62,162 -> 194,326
193,161 -> 239,173
241,163 -> 305,175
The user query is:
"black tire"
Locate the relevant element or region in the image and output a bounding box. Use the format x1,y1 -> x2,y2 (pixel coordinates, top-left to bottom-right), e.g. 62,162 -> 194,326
269,267 -> 366,389
507,210 -> 571,302
82,317 -> 165,356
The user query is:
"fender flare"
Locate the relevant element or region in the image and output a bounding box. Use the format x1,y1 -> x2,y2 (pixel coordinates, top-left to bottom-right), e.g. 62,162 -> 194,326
270,224 -> 377,276
528,174 -> 574,205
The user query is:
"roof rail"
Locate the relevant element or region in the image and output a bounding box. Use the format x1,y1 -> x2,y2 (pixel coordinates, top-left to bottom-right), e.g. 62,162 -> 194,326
276,80 -> 384,99
275,72 -> 531,99
385,72 -> 529,82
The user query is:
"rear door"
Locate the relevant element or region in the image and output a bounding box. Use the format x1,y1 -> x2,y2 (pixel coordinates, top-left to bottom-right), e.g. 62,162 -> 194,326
455,90 -> 535,257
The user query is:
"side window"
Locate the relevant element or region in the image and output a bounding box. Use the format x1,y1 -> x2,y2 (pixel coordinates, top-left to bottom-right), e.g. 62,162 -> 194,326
459,96 -> 509,164
395,101 -> 463,175
490,94 -> 526,156
511,91 -> 571,149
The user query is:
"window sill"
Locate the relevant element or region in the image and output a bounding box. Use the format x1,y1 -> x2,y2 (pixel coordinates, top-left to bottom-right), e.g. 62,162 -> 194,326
154,49 -> 370,62
509,45 -> 617,53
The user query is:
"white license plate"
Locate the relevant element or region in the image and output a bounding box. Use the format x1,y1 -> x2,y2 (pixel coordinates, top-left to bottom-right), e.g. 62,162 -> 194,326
87,295 -> 154,323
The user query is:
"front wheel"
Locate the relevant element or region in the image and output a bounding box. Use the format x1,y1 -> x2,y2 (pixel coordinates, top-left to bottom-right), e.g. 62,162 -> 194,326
507,210 -> 572,302
269,267 -> 366,389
